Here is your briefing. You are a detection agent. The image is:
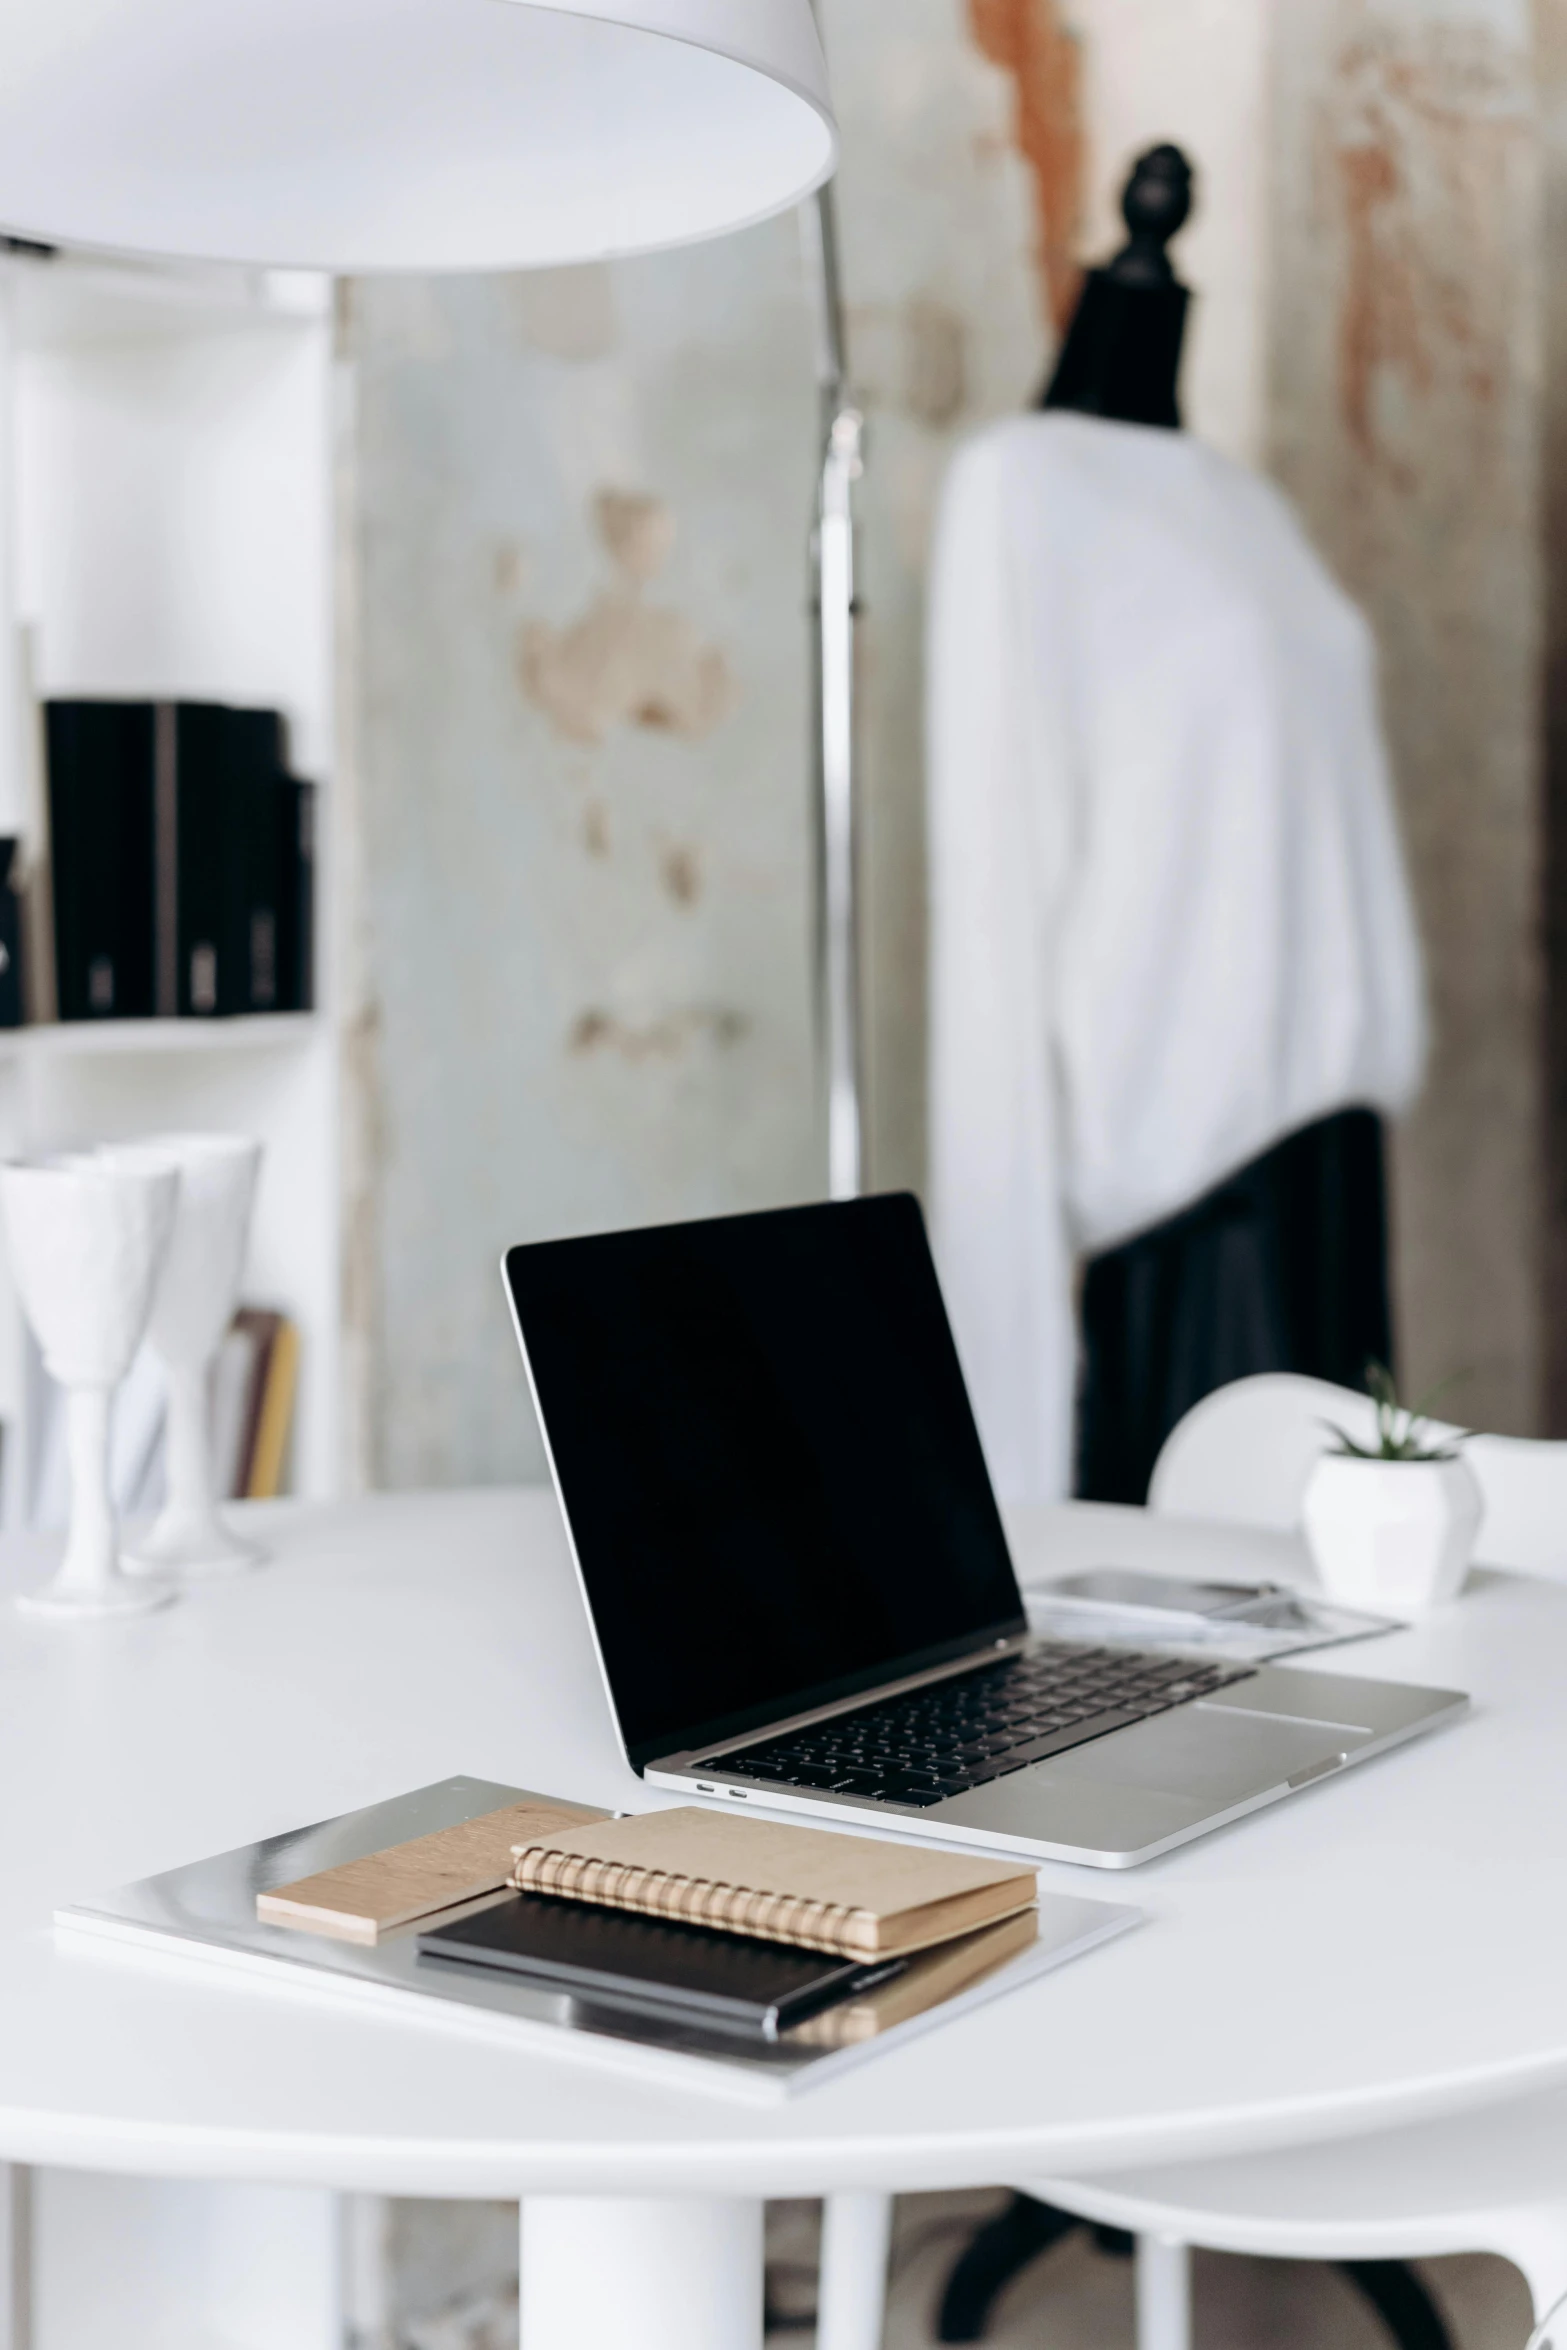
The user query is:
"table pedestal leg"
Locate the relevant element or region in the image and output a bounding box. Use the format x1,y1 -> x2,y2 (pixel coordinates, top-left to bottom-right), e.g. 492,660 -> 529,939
519,2196 -> 763,2350
1,2165 -> 31,2350
1135,2233 -> 1191,2350
818,2191 -> 893,2350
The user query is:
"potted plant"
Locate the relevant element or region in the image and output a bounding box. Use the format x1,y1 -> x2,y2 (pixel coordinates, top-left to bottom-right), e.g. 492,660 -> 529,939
1302,1364 -> 1482,1616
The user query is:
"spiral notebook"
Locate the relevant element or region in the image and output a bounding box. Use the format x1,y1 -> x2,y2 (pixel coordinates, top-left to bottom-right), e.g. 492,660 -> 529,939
508,1805 -> 1038,1959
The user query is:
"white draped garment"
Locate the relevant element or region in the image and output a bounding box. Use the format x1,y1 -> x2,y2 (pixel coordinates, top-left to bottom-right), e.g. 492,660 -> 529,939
926,412 -> 1425,1503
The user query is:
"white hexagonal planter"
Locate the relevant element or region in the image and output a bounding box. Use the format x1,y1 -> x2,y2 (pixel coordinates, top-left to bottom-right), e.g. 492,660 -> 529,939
1302,1452 -> 1484,1617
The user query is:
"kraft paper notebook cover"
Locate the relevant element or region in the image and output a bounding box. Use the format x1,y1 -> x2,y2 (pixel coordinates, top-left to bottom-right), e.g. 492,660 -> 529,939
510,1806 -> 1037,1959
259,1796 -> 610,1942
788,1907 -> 1041,2049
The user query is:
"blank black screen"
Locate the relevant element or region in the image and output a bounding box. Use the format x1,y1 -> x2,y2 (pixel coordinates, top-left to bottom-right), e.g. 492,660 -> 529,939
504,1194 -> 1025,1768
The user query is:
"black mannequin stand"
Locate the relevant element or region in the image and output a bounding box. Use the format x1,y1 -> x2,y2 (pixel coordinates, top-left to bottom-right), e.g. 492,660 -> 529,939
1039,141 -> 1190,427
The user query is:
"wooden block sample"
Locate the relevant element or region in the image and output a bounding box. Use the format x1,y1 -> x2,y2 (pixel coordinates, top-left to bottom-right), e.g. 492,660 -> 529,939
258,1796 -> 611,1943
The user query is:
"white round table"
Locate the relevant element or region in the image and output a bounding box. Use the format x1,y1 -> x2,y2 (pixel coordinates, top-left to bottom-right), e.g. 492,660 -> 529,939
0,1488 -> 1561,2347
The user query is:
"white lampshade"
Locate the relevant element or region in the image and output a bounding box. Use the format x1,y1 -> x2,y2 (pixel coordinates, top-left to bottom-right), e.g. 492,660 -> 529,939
0,0 -> 836,271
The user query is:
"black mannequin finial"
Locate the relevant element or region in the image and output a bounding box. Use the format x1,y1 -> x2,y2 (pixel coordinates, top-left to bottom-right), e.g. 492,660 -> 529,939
1105,144 -> 1192,285
1039,143 -> 1194,428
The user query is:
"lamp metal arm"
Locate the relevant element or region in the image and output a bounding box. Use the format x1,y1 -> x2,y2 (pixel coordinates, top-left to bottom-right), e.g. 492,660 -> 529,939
800,177 -> 864,1201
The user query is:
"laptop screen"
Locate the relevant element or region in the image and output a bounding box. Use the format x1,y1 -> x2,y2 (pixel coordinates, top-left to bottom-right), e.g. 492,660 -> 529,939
504,1193 -> 1026,1771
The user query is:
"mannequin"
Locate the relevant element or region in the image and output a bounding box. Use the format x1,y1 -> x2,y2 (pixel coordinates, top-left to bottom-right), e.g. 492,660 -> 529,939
1023,141 -> 1397,1512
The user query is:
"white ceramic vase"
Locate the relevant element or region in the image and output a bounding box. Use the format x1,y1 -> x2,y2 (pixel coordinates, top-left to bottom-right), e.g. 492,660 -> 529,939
1302,1451 -> 1484,1617
0,1155 -> 180,1619
109,1134 -> 264,1578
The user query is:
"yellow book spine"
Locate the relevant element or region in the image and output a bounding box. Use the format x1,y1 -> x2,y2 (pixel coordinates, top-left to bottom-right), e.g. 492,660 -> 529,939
509,1844 -> 882,1958
246,1319 -> 300,1500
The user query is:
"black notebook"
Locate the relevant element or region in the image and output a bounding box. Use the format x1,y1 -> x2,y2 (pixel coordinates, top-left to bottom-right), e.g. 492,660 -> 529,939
154,699 -> 230,1015
0,838 -> 23,1029
224,708 -> 288,1013
274,774 -> 316,1012
47,700 -> 157,1020
418,1893 -> 905,2041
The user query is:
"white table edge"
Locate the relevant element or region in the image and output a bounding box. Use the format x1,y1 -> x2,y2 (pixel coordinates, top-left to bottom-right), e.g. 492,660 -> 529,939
3,2050 -> 1565,2200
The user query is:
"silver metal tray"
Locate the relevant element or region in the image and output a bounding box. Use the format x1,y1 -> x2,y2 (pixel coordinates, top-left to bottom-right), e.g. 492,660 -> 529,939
56,1775 -> 1142,2103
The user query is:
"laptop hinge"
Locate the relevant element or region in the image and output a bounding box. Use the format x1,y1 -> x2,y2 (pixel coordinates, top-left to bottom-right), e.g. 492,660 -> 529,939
651,1630 -> 1034,1775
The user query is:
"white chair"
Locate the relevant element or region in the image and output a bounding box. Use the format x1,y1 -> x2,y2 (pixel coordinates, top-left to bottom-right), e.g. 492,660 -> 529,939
1009,1374 -> 1567,2350
1025,2086 -> 1567,2350
819,1376 -> 1567,2350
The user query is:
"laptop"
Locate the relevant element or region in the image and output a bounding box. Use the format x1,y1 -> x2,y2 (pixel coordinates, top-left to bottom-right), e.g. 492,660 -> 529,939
502,1194 -> 1466,1868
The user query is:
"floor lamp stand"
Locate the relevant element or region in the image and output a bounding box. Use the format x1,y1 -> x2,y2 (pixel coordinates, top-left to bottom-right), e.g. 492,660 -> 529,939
801,180 -> 864,1203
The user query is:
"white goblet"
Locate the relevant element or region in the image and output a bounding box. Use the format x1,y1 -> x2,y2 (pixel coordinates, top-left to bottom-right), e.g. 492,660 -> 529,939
0,1155 -> 179,1619
110,1134 -> 264,1578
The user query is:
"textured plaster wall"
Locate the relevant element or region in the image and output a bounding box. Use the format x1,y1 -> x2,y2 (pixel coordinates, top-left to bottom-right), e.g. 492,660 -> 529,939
344,3 -> 1055,1486
1269,0 -> 1544,1433
347,0 -> 1551,1482
344,242 -> 821,1484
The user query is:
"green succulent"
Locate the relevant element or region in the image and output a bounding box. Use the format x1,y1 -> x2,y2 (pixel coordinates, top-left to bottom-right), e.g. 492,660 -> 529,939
1323,1361 -> 1470,1464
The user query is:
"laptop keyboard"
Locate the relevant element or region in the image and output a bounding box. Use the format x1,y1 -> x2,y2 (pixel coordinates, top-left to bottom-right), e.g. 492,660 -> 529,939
694,1643 -> 1258,1809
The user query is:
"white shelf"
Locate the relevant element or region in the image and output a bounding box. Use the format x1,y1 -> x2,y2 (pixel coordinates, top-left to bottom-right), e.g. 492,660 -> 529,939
0,249 -> 338,1511
0,1014 -> 324,1062
6,252 -> 331,352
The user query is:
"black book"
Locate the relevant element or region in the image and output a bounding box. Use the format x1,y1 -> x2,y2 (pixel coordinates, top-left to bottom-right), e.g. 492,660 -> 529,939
46,700 -> 156,1021
153,700 -> 232,1017
273,775 -> 316,1013
153,702 -> 309,1018
418,1894 -> 904,2042
224,709 -> 288,1014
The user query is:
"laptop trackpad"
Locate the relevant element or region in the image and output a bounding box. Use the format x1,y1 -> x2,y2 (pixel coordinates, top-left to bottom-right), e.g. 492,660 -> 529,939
1035,1703 -> 1355,1808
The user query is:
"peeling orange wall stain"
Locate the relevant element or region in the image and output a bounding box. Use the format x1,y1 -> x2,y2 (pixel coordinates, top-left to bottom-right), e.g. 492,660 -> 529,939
1337,139 -> 1414,462
519,488 -> 734,746
967,0 -> 1084,336
1324,26 -> 1525,484
567,1005 -> 748,1062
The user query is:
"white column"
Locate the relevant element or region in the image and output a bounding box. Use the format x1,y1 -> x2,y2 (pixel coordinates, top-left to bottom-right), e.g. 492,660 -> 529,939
1073,0 -> 1270,467
338,2194 -> 393,2350
817,2190 -> 892,2350
0,2165 -> 32,2350
519,2196 -> 763,2350
1135,2232 -> 1191,2350
0,267 -> 22,835
30,2172 -> 341,2350
0,267 -> 27,1533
